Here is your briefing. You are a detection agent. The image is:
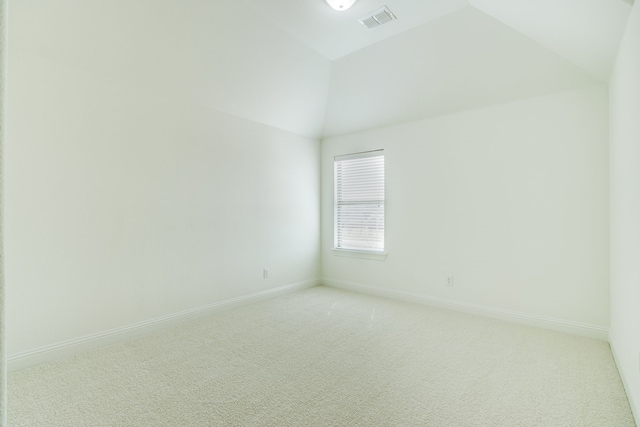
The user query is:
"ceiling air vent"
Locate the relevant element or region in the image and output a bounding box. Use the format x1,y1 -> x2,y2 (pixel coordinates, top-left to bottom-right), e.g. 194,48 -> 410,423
358,6 -> 397,30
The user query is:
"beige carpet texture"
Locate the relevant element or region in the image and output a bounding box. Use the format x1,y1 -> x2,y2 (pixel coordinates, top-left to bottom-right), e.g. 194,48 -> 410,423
8,286 -> 636,426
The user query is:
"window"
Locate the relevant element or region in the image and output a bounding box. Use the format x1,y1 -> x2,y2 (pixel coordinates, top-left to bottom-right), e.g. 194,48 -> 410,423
334,150 -> 385,253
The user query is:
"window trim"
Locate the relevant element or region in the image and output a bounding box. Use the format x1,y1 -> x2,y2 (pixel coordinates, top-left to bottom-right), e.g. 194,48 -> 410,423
331,248 -> 387,261
333,149 -> 385,255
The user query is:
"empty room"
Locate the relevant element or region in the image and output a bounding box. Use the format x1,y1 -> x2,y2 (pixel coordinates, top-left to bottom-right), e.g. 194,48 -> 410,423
1,0 -> 639,425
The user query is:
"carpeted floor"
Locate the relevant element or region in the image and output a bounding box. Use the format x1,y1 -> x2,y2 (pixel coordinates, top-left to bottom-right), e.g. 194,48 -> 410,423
8,286 -> 636,426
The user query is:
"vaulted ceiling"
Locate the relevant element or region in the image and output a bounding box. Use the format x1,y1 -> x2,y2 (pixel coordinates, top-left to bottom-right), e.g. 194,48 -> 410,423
240,0 -> 632,136
11,0 -> 633,139
240,0 -> 631,80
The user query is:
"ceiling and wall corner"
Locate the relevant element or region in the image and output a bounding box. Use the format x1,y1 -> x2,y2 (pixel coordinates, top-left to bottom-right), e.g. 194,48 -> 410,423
321,6 -> 600,137
12,0 -> 630,140
10,0 -> 332,139
469,0 -> 633,81
240,0 -> 631,139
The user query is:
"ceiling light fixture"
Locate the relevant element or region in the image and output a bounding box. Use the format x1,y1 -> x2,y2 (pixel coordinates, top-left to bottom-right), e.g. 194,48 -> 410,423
325,0 -> 357,11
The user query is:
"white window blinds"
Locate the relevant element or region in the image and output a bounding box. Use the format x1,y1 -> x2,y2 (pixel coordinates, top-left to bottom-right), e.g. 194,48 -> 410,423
334,150 -> 385,253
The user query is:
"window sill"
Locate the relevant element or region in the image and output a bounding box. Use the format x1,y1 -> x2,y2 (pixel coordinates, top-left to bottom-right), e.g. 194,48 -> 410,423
332,249 -> 387,261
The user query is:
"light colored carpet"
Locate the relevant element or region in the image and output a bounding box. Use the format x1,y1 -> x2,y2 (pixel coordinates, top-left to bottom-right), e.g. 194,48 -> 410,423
8,286 -> 636,426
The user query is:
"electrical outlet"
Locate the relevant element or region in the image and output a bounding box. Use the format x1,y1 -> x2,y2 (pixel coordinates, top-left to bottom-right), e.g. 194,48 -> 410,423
446,276 -> 454,286
263,268 -> 269,279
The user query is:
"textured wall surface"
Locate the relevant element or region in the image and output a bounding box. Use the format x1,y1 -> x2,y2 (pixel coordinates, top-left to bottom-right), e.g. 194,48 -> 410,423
0,0 -> 7,423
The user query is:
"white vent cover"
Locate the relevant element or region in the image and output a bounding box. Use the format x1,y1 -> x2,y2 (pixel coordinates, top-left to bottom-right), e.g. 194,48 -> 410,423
358,6 -> 397,29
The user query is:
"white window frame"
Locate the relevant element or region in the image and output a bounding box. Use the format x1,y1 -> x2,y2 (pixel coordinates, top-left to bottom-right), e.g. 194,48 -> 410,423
333,150 -> 385,257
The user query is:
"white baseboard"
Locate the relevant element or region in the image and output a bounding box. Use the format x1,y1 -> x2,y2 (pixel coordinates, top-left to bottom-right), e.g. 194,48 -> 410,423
321,278 -> 609,341
609,338 -> 640,426
8,279 -> 319,372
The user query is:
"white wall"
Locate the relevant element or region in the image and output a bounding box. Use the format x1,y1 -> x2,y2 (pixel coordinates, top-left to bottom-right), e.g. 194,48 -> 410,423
0,0 -> 7,423
6,1 -> 325,359
322,85 -> 610,335
609,1 -> 640,421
